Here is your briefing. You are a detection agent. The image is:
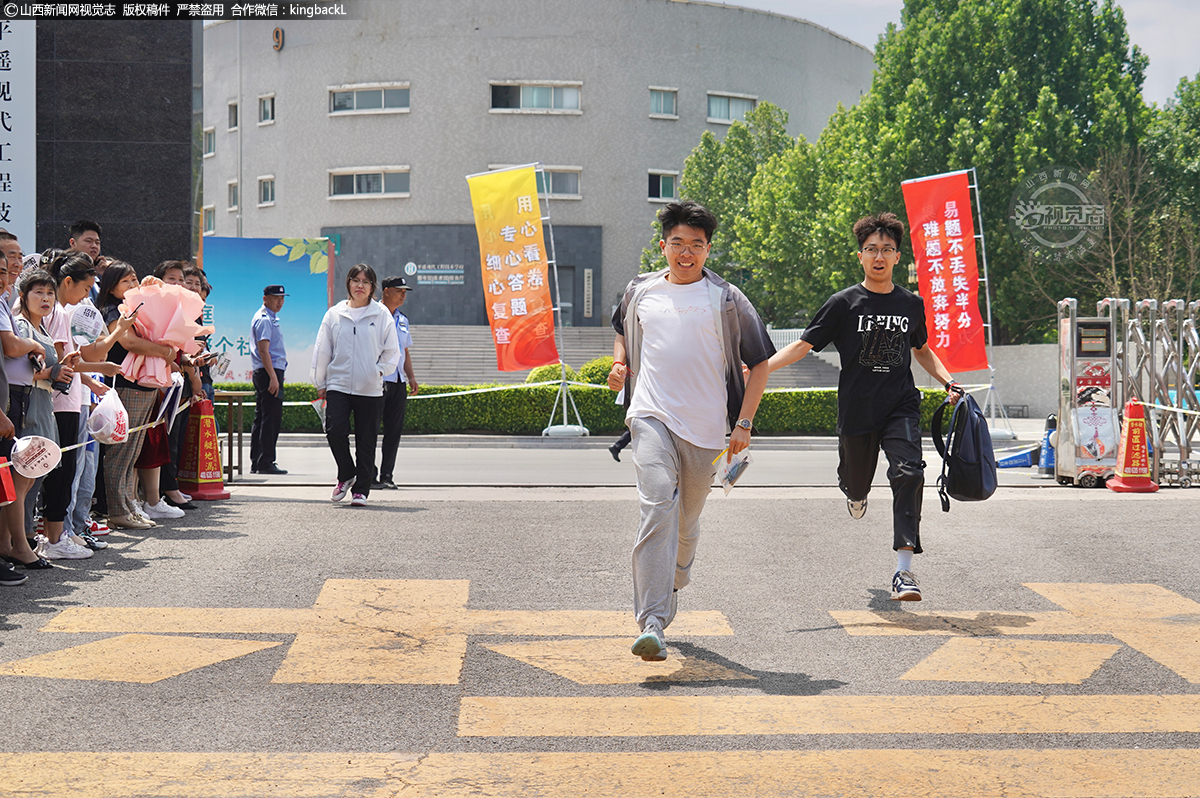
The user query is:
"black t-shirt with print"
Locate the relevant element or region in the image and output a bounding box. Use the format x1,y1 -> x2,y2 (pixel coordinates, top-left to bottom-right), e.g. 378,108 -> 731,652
801,283 -> 928,436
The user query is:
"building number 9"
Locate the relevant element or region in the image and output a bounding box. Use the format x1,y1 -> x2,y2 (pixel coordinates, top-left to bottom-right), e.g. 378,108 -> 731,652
273,28 -> 285,52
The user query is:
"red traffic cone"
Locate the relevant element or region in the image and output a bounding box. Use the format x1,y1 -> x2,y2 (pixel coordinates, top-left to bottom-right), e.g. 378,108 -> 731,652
1108,400 -> 1158,493
178,399 -> 230,500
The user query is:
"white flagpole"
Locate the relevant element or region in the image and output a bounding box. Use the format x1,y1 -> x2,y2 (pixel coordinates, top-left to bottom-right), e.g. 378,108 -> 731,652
968,166 -> 1015,440
536,164 -> 587,437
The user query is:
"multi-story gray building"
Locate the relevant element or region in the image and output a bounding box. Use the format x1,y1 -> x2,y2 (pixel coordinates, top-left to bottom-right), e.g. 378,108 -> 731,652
202,0 -> 873,327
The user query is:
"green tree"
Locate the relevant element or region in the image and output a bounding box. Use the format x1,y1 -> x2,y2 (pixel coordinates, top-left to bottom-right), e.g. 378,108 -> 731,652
639,102 -> 793,288
817,0 -> 1151,342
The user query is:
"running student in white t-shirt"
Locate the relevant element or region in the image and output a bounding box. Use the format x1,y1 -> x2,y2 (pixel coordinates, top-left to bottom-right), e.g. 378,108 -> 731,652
609,200 -> 775,662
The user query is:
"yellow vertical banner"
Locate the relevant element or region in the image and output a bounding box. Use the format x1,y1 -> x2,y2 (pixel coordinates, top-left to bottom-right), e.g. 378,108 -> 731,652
466,165 -> 560,371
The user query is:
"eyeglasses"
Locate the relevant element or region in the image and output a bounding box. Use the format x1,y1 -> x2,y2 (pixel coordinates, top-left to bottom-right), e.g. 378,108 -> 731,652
349,278 -> 373,287
666,242 -> 709,255
860,246 -> 899,257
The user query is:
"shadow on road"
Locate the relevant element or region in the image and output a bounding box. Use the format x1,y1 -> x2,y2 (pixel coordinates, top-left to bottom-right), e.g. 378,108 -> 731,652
788,588 -> 1044,637
638,640 -> 848,695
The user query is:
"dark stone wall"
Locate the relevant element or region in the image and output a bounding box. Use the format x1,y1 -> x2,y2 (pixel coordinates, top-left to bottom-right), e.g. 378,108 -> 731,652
35,21 -> 194,271
321,224 -> 604,327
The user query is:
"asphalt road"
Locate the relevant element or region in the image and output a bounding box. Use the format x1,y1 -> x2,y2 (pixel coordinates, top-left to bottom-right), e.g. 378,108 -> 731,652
3,432 -> 1199,797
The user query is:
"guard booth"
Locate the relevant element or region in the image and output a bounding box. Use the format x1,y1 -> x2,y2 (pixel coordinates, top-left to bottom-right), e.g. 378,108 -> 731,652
1056,298 -> 1119,487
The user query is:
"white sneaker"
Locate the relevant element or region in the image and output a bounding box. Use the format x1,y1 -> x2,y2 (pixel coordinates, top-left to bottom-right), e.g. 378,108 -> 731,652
331,480 -> 353,502
43,538 -> 94,559
142,499 -> 185,520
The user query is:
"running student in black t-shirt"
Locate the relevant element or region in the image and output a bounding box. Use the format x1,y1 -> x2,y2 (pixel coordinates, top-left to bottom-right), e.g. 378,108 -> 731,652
768,212 -> 963,602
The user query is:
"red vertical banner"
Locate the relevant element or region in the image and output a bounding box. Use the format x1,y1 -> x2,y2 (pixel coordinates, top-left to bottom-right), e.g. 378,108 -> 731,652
466,165 -> 560,371
901,170 -> 990,372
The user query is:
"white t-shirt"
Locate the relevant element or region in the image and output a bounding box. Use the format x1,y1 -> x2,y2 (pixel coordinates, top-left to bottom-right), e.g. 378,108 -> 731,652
626,278 -> 727,450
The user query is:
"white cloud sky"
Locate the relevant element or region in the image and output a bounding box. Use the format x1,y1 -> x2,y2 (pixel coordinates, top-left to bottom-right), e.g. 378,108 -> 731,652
725,0 -> 1198,106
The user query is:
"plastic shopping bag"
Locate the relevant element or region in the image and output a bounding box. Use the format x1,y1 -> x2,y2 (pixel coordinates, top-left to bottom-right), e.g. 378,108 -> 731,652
716,449 -> 753,495
87,388 -> 130,444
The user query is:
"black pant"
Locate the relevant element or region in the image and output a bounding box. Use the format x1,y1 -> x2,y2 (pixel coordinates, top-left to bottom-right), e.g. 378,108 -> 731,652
837,414 -> 925,553
41,411 -> 80,522
162,403 -> 190,492
376,380 -> 409,482
325,390 -> 381,497
251,367 -> 285,470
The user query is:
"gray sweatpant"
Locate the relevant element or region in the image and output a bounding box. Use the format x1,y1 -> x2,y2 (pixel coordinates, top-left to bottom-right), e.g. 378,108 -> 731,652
629,416 -> 720,631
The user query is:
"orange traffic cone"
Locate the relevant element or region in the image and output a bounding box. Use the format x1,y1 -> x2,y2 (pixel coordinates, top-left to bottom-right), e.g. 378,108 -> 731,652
178,399 -> 230,500
1107,400 -> 1158,493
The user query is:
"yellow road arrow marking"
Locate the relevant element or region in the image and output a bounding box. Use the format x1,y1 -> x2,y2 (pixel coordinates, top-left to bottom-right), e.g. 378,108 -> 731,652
899,638 -> 1122,683
0,634 -> 281,684
481,637 -> 755,684
16,580 -> 732,685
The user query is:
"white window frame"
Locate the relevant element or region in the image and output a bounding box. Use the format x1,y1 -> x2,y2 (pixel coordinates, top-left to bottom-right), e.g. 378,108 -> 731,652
488,80 -> 583,115
227,179 -> 239,212
202,205 -> 215,235
649,86 -> 678,120
257,175 -> 276,207
227,100 -> 239,131
706,90 -> 757,125
487,164 -> 582,200
327,82 -> 411,116
202,126 -> 215,158
327,166 -> 411,200
647,169 -> 680,203
257,93 -> 276,126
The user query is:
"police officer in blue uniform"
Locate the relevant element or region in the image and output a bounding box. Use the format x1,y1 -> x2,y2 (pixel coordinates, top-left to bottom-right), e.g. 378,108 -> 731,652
250,284 -> 288,475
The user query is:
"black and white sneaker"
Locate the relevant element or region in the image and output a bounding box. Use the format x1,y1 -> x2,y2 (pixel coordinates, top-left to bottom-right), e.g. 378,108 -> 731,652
847,498 -> 867,519
891,570 -> 921,601
0,561 -> 27,586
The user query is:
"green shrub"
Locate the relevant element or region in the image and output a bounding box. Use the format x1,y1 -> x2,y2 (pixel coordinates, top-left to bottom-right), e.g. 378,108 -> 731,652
577,356 -> 614,385
212,383 -> 950,435
525,363 -> 576,383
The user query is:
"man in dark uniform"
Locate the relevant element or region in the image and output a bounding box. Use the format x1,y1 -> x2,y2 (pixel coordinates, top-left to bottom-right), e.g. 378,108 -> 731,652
250,285 -> 288,475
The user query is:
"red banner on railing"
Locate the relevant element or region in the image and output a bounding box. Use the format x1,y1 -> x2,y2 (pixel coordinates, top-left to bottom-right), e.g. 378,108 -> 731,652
901,170 -> 990,373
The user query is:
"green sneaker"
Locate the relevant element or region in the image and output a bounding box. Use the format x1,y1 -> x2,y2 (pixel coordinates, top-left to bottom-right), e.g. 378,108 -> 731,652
631,621 -> 666,661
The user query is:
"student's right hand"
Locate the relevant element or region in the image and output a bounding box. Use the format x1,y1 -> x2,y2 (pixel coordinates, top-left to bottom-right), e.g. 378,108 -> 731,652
0,411 -> 13,439
608,362 -> 628,391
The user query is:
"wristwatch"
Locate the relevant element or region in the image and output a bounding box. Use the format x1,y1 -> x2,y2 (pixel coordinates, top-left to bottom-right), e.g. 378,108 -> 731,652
736,418 -> 753,430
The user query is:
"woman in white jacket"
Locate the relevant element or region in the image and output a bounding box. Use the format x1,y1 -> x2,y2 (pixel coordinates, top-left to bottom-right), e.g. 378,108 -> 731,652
312,264 -> 399,506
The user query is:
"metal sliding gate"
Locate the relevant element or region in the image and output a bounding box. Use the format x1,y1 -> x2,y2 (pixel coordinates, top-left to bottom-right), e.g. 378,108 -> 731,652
1060,297 -> 1200,487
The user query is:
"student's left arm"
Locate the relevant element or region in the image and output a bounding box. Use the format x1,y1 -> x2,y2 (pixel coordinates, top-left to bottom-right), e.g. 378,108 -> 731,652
912,343 -> 963,405
729,360 -> 769,459
729,291 -> 775,459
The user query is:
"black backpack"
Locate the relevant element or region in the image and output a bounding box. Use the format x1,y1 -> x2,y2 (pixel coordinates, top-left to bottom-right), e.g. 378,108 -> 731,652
931,393 -> 997,511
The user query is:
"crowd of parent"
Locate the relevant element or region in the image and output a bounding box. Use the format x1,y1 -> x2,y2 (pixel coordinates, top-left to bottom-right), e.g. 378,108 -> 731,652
0,222 -> 216,587
0,217 -> 425,586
